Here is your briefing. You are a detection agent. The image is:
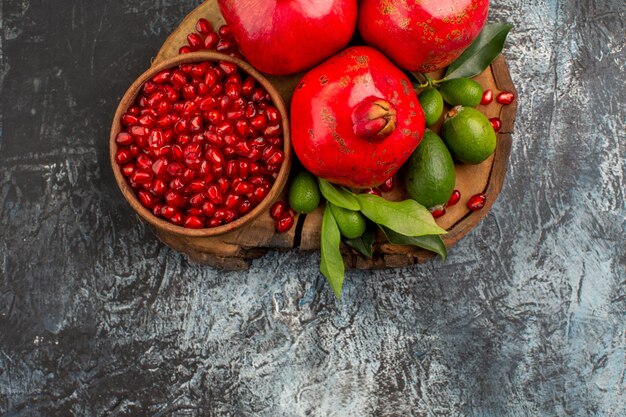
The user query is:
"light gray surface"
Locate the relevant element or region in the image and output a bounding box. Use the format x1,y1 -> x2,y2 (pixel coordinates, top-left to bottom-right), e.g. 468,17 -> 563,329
0,0 -> 624,416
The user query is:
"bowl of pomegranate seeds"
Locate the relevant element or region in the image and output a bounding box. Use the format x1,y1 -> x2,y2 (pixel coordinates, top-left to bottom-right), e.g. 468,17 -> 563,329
110,51 -> 291,236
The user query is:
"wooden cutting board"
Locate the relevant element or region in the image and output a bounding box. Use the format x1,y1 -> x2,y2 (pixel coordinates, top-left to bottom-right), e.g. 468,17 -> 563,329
149,0 -> 518,270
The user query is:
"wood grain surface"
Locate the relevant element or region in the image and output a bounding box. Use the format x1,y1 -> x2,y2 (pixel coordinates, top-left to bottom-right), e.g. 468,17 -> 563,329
150,0 -> 518,270
0,1 -> 624,416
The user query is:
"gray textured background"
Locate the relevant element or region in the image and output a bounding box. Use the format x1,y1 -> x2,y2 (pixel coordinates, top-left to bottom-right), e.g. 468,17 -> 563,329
1,1 -> 625,416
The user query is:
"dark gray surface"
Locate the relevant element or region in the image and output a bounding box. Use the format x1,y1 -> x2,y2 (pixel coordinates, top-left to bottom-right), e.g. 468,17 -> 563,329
1,1 -> 624,416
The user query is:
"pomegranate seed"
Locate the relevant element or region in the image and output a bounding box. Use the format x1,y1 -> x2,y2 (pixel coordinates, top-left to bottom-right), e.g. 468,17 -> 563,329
199,96 -> 217,111
122,113 -> 139,126
217,177 -> 230,194
196,18 -> 213,36
242,78 -> 255,97
251,186 -> 269,203
264,124 -> 283,137
189,193 -> 205,207
153,70 -> 172,84
152,204 -> 164,217
218,25 -> 233,39
182,168 -> 196,184
489,117 -> 502,133
132,170 -> 153,185
171,70 -> 187,87
146,92 -> 165,108
233,181 -> 253,195
201,202 -> 216,217
270,201 -> 288,220
223,209 -> 238,223
362,187 -> 382,197
497,92 -> 515,105
467,193 -> 487,211
447,190 -> 461,207
275,216 -> 295,234
250,114 -> 267,132
165,190 -> 186,208
207,218 -> 222,228
179,46 -> 192,55
266,151 -> 284,166
205,185 -> 224,205
170,178 -> 186,193
136,154 -> 153,171
206,147 -> 225,166
161,205 -> 179,219
197,83 -> 209,96
129,145 -> 140,157
181,85 -> 195,100
121,164 -> 135,177
204,33 -> 220,50
187,180 -> 205,194
184,215 -> 204,229
265,107 -> 281,124
187,208 -> 204,217
238,161 -> 250,178
219,61 -> 238,75
130,126 -> 149,137
216,39 -> 233,53
115,148 -> 132,164
225,194 -> 242,209
431,208 -> 446,218
143,81 -> 158,96
209,83 -> 224,97
170,212 -> 184,225
138,190 -> 157,209
187,33 -> 203,50
379,176 -> 396,193
116,132 -> 133,146
189,116 -> 203,132
480,89 -> 493,105
151,179 -> 167,196
238,200 -> 253,215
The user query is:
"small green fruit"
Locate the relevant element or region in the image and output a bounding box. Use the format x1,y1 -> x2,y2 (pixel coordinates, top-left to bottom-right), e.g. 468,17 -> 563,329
403,131 -> 456,209
442,106 -> 497,165
438,78 -> 484,107
419,87 -> 444,127
330,204 -> 367,239
289,171 -> 321,213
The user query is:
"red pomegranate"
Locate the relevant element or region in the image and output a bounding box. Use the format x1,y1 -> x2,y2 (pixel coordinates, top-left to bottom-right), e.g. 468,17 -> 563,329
218,0 -> 358,76
359,0 -> 489,72
291,46 -> 425,188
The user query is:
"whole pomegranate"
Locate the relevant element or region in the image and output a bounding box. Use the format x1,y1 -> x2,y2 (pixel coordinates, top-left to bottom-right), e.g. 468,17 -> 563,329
359,0 -> 489,72
218,0 -> 358,76
291,46 -> 425,188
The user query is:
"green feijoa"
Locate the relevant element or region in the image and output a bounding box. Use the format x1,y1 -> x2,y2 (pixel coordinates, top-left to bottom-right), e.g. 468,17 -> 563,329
438,78 -> 484,107
418,87 -> 444,127
289,171 -> 321,213
403,131 -> 456,210
442,106 -> 497,165
329,204 -> 367,239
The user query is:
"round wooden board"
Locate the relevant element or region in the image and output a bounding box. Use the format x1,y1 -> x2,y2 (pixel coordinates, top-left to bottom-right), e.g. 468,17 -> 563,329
150,0 -> 518,271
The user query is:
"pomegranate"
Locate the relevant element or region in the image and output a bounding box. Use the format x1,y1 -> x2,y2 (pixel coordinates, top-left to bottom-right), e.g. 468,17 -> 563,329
359,0 -> 489,72
291,46 -> 425,188
217,0 -> 358,75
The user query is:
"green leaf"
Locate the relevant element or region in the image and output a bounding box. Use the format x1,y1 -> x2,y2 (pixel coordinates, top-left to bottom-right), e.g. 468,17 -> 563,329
444,23 -> 513,80
320,204 -> 345,300
318,178 -> 360,211
381,226 -> 448,262
344,224 -> 376,258
354,194 -> 447,237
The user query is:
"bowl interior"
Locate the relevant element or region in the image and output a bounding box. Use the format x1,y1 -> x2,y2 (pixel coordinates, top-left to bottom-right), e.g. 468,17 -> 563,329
110,51 -> 292,238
